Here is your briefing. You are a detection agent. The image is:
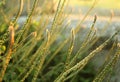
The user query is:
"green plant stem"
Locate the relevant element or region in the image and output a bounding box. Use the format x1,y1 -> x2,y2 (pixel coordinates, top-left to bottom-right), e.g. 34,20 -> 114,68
12,0 -> 24,24
54,31 -> 119,82
16,0 -> 38,44
32,29 -> 51,82
93,48 -> 120,82
69,15 -> 97,67
0,24 -> 14,82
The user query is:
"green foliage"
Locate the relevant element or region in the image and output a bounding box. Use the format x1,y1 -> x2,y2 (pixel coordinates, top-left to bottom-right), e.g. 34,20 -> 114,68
0,0 -> 120,82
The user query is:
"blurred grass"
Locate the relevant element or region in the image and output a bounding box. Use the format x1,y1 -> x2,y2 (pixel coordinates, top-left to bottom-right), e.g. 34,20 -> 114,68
0,0 -> 120,82
69,0 -> 120,9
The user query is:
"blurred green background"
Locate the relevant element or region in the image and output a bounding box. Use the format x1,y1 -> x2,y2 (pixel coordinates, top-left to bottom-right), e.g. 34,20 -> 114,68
69,0 -> 120,9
